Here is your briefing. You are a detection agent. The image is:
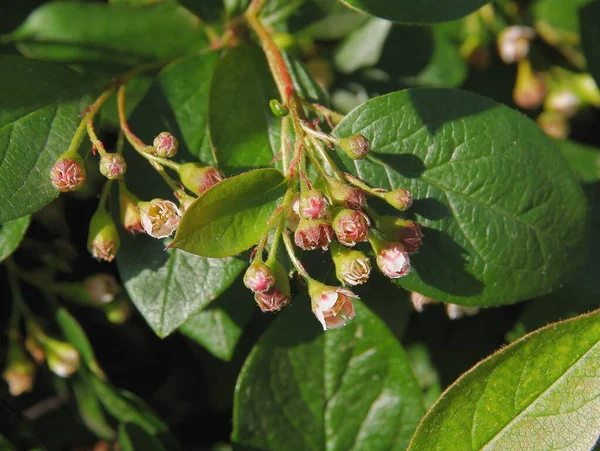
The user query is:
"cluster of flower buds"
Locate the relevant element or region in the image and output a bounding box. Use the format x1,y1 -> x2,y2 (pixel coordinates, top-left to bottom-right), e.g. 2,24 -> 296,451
497,26 -> 535,64
244,259 -> 291,312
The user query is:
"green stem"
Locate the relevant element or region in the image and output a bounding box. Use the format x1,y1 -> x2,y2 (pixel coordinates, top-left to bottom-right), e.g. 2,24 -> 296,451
282,230 -> 311,280
86,120 -> 107,157
308,136 -> 345,180
300,121 -> 340,145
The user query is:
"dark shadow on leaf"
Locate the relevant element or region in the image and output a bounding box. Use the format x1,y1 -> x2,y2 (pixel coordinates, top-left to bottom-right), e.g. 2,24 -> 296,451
411,197 -> 451,220
379,25 -> 434,82
372,152 -> 425,178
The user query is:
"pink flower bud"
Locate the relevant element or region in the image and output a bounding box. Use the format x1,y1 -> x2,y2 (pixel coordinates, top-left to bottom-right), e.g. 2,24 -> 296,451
545,89 -> 581,117
254,288 -> 291,312
513,60 -> 546,109
325,177 -> 366,210
537,111 -> 569,140
294,218 -> 334,251
331,244 -> 371,286
375,241 -> 411,279
299,189 -> 329,219
87,208 -> 120,262
497,26 -> 535,64
119,183 -> 144,234
383,188 -> 413,211
339,134 -> 370,160
99,153 -> 127,180
288,194 -> 301,232
50,155 -> 86,192
153,132 -> 179,158
84,273 -> 120,304
308,280 -> 358,330
332,208 -> 370,247
2,343 -> 35,396
179,163 -> 224,196
244,261 -> 275,293
139,199 -> 181,239
398,221 -> 423,254
25,336 -> 45,364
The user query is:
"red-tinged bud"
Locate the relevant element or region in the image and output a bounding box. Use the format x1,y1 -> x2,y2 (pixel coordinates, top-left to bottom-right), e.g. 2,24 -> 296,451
332,208 -> 370,247
253,260 -> 291,312
153,132 -> 179,158
2,341 -> 35,396
244,261 -> 275,293
308,280 -> 357,330
371,235 -> 411,279
377,217 -> 423,254
288,194 -> 301,232
513,60 -> 546,109
545,89 -> 581,118
497,26 -> 535,64
44,338 -> 80,378
87,207 -> 120,262
537,111 -> 569,140
294,218 -> 334,251
446,303 -> 480,320
84,273 -> 120,304
339,134 -> 370,160
467,46 -> 490,71
103,297 -> 133,324
50,154 -> 86,192
325,177 -> 366,210
118,183 -> 144,234
179,163 -> 224,196
383,188 -> 413,211
138,199 -> 181,239
99,153 -> 127,180
331,242 -> 371,286
25,336 -> 45,364
410,292 -> 436,312
299,189 -> 329,219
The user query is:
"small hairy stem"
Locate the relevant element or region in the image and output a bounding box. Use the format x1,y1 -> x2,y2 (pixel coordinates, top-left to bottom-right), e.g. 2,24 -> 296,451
308,136 -> 345,180
86,120 -> 107,157
300,121 -> 340,145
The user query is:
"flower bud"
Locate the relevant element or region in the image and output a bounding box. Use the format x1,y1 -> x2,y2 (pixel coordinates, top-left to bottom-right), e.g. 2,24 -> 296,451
139,199 -> 181,239
513,60 -> 546,109
99,153 -> 127,180
299,189 -> 329,219
339,134 -> 369,160
377,217 -> 423,254
382,188 -> 413,211
179,163 -> 224,196
497,26 -> 535,64
308,280 -> 357,330
294,218 -> 334,251
446,303 -> 480,320
331,243 -> 371,286
244,261 -> 275,293
537,111 -> 569,140
371,236 -> 411,279
119,183 -> 144,234
325,177 -> 366,210
87,207 -> 120,262
45,338 -> 80,378
545,89 -> 581,118
288,194 -> 301,232
50,154 -> 86,192
253,260 -> 291,312
573,74 -> 600,106
269,99 -> 289,117
103,297 -> 133,324
153,132 -> 178,158
2,342 -> 35,396
84,273 -> 120,304
25,336 -> 45,364
410,291 -> 436,312
332,208 -> 370,247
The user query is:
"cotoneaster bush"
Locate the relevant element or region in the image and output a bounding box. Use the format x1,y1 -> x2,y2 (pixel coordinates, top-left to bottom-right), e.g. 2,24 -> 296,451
1,0 -> 600,449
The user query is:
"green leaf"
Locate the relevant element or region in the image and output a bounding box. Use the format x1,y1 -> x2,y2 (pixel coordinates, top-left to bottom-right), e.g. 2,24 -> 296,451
333,89 -> 588,307
408,309 -> 600,450
117,233 -> 246,338
334,18 -> 393,74
232,299 -> 425,450
580,0 -> 600,87
56,308 -> 104,377
10,1 -> 207,66
555,139 -> 600,183
0,56 -> 95,223
338,0 -> 490,24
119,423 -> 166,451
72,374 -> 116,440
0,215 -> 30,261
532,0 -> 592,43
209,45 -> 281,171
179,278 -> 256,361
171,168 -> 286,258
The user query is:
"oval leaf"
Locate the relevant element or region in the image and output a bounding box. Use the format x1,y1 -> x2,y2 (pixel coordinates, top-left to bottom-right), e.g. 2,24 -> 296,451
0,215 -> 30,262
408,309 -> 600,450
73,374 -> 116,440
333,88 -> 588,307
171,168 -> 286,258
338,0 -> 489,24
232,299 -> 425,450
119,423 -> 166,451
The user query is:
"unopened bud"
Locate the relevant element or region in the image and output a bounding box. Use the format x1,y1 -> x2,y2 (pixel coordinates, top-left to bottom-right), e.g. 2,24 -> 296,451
2,342 -> 35,396
288,194 -> 301,232
573,74 -> 600,106
269,99 -> 289,117
497,26 -> 535,64
25,336 -> 45,364
308,279 -> 357,330
294,218 -> 334,251
446,303 -> 480,320
537,111 -> 569,140
545,89 -> 581,118
45,338 -> 80,378
87,207 -> 120,262
410,292 -> 436,312
244,261 -> 275,293
331,243 -> 371,286
325,177 -> 366,210
84,273 -> 120,304
179,163 -> 224,196
103,297 -> 133,324
50,154 -> 86,192
299,189 -> 329,219
253,260 -> 291,312
138,199 -> 181,239
339,134 -> 369,160
377,217 -> 423,254
382,188 -> 413,211
371,236 -> 411,279
332,208 -> 370,247
513,60 -> 546,109
119,183 -> 144,234
153,132 -> 178,158
99,153 -> 126,180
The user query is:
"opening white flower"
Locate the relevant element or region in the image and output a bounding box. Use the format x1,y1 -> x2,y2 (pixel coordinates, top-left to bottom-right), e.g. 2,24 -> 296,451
139,199 -> 182,238
309,281 -> 358,330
